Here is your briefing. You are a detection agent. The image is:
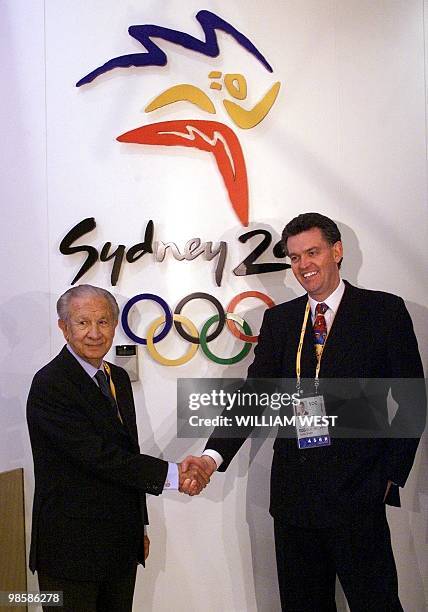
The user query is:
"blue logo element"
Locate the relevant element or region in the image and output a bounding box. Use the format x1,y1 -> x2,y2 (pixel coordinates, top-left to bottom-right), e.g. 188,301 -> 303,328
76,10 -> 273,87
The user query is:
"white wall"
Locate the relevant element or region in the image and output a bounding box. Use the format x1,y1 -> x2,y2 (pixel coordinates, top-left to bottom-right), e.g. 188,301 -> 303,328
1,1 -> 427,610
0,0 -> 50,596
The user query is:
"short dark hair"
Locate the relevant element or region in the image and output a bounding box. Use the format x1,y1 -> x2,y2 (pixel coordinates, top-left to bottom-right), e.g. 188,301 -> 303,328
57,284 -> 119,322
282,212 -> 342,268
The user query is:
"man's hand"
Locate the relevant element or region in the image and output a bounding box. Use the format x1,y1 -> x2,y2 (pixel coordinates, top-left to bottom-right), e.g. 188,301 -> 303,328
144,534 -> 150,561
178,459 -> 211,496
182,454 -> 217,477
179,455 -> 217,495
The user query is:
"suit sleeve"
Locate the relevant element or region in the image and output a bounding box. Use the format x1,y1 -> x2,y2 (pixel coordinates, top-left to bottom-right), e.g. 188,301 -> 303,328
27,372 -> 169,495
383,296 -> 426,486
205,307 -> 280,471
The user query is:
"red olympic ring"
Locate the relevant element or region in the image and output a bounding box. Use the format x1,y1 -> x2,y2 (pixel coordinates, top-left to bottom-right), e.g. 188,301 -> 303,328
226,291 -> 275,343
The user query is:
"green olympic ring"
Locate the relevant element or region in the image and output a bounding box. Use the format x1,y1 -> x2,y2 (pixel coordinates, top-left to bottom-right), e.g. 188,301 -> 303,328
200,313 -> 253,365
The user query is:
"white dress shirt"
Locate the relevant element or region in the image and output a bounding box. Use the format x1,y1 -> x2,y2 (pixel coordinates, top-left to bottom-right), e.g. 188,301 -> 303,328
307,279 -> 345,332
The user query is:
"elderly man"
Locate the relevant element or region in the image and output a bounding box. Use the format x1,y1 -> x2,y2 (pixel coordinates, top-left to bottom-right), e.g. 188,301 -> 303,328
27,284 -> 209,612
185,213 -> 425,611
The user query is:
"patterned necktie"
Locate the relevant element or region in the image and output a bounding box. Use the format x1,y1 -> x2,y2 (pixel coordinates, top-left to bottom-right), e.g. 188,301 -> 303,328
95,370 -> 121,421
313,302 -> 328,360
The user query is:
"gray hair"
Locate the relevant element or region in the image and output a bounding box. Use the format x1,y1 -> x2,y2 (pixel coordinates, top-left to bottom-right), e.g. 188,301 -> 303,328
56,285 -> 120,321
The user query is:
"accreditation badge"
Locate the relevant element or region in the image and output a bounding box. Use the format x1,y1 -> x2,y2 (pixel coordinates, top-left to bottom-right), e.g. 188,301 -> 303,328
294,395 -> 331,449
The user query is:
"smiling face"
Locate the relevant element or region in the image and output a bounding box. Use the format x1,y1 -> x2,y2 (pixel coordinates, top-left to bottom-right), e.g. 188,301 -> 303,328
58,296 -> 118,367
286,227 -> 343,301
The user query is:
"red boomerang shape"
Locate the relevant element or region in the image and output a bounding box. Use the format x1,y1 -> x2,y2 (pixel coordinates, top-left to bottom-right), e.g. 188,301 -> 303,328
117,120 -> 249,226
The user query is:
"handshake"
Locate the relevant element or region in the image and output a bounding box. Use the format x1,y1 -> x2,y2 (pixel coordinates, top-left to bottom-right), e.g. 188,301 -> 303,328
177,455 -> 217,496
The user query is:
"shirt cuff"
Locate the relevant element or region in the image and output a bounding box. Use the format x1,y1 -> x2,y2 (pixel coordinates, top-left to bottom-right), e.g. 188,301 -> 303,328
163,462 -> 179,490
202,449 -> 223,469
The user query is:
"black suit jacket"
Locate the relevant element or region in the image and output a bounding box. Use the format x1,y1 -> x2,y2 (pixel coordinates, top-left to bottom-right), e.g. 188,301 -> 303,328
27,346 -> 168,580
207,282 -> 425,526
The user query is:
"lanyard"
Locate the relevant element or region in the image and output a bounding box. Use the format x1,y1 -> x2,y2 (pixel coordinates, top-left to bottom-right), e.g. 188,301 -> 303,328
102,362 -> 123,424
295,301 -> 328,392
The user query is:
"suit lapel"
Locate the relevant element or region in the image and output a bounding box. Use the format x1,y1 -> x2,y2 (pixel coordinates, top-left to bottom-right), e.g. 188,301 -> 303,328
301,315 -> 318,378
58,347 -> 131,438
109,371 -> 140,447
317,282 -> 359,376
291,282 -> 361,379
285,298 -> 317,378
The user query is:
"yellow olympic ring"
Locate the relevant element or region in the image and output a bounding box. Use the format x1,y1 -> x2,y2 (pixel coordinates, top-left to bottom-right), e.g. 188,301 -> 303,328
146,314 -> 199,366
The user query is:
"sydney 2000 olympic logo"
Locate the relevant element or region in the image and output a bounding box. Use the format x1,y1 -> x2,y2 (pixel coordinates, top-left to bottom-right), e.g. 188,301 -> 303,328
77,9 -> 281,227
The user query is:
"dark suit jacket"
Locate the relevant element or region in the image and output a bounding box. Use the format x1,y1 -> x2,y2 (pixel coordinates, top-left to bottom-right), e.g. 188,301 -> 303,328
27,346 -> 168,580
206,281 -> 426,527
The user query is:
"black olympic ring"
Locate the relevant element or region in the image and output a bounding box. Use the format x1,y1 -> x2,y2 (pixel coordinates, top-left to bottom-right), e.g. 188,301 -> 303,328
174,292 -> 226,344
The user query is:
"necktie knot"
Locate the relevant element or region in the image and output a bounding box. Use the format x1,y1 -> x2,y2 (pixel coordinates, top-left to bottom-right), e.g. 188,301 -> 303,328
95,368 -> 108,388
95,370 -> 115,406
315,302 -> 328,315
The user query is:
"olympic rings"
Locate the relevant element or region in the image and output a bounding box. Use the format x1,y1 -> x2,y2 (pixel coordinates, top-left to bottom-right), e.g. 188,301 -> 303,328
121,291 -> 276,365
200,313 -> 253,365
146,314 -> 199,366
227,291 -> 275,343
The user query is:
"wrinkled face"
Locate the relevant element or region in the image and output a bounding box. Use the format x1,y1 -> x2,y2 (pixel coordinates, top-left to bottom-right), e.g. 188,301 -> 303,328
286,227 -> 342,301
58,296 -> 117,367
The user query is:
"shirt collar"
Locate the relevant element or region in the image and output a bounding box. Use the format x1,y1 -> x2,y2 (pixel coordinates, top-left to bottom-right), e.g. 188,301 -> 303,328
308,279 -> 345,318
66,344 -> 103,379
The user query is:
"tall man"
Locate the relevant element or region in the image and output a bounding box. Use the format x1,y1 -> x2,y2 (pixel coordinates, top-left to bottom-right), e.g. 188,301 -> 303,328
185,213 -> 425,611
27,284 -> 209,612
